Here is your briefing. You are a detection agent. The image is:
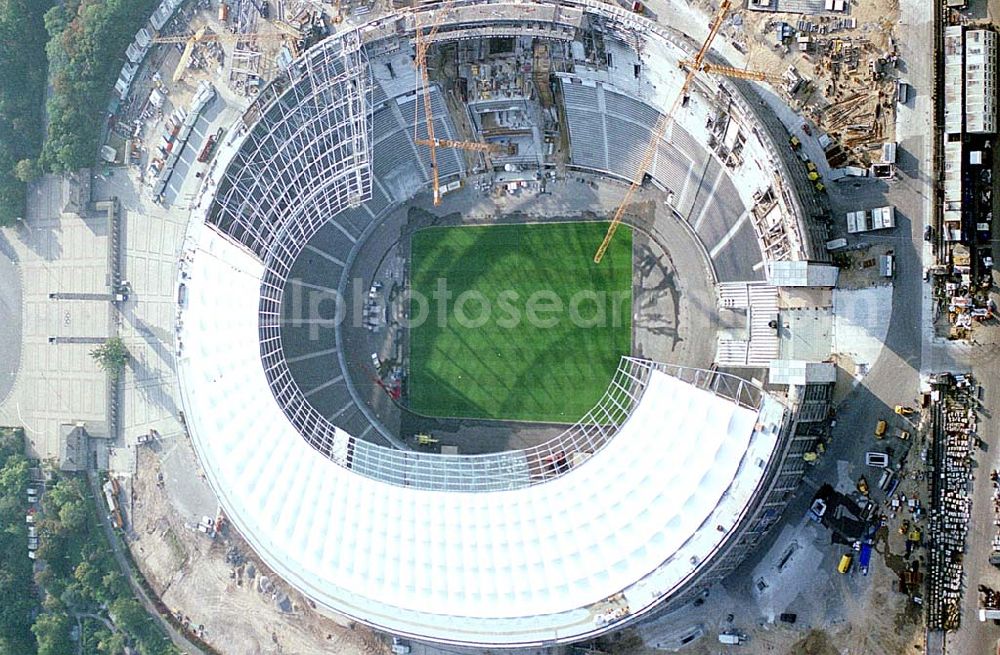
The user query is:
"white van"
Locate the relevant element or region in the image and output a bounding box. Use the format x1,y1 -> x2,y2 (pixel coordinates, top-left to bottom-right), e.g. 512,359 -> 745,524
880,254 -> 895,278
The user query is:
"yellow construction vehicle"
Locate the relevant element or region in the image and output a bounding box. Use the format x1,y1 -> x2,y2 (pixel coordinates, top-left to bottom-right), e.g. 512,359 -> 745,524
593,0 -> 732,263
415,433 -> 439,446
838,553 -> 853,574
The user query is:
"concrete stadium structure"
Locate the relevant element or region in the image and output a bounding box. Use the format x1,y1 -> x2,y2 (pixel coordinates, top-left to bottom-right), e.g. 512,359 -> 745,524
176,0 -> 828,646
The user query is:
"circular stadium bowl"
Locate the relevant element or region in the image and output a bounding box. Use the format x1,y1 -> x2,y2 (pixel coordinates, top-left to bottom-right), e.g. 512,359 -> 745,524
176,0 -> 805,647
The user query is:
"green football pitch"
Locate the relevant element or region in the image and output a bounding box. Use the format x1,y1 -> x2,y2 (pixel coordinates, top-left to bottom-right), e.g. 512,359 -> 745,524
407,222 -> 633,422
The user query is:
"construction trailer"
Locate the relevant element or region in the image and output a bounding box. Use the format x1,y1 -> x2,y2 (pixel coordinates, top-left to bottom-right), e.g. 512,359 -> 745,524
846,206 -> 896,233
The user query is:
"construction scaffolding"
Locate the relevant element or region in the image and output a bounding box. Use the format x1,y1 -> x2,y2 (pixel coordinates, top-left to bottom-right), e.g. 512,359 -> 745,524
209,29 -> 372,273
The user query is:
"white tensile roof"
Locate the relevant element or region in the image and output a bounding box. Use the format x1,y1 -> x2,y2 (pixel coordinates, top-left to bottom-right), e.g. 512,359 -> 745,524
176,226 -> 786,645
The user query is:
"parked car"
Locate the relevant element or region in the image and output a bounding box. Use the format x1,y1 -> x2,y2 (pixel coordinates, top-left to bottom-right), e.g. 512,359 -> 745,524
808,498 -> 827,522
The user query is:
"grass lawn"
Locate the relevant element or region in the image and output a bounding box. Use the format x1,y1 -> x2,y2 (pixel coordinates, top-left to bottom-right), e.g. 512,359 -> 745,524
408,221 -> 633,422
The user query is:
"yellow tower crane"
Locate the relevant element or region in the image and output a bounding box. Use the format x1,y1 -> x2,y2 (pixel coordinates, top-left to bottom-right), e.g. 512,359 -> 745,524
679,61 -> 785,85
413,9 -> 447,205
593,0 -> 732,263
152,28 -> 292,84
417,138 -> 516,155
413,5 -> 512,205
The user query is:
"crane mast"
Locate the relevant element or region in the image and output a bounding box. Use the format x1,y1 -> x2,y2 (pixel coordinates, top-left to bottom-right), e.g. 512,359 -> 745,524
413,4 -> 514,205
593,0 -> 733,263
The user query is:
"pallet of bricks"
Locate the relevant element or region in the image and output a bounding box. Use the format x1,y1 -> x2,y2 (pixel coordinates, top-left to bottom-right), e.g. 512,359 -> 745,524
927,375 -> 977,630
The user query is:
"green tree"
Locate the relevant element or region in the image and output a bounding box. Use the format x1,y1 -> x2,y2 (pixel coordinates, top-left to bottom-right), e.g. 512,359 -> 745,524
101,569 -> 128,599
90,337 -> 129,377
74,560 -> 103,596
57,497 -> 88,532
13,159 -> 41,183
0,0 -> 51,225
41,477 -> 86,518
32,611 -> 72,655
109,598 -> 147,634
98,630 -> 126,654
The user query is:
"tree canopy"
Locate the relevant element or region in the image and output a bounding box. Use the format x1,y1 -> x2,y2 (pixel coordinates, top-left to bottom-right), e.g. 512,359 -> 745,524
0,428 -> 178,655
0,430 -> 36,652
42,0 -> 161,173
90,336 -> 129,377
0,0 -> 52,225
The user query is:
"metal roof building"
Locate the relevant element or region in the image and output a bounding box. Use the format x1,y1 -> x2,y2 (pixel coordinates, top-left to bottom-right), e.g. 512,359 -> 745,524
965,29 -> 998,134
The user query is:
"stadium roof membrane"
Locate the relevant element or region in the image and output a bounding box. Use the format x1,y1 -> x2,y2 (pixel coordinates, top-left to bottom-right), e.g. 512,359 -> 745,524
178,226 -> 786,645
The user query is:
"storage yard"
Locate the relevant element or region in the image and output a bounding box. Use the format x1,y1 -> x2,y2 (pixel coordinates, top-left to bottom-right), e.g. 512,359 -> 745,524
693,0 -> 903,168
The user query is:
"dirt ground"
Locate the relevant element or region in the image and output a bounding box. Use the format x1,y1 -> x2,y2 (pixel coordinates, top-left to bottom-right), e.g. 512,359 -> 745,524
634,562 -> 924,654
128,443 -> 382,655
833,244 -> 897,289
691,0 -> 901,165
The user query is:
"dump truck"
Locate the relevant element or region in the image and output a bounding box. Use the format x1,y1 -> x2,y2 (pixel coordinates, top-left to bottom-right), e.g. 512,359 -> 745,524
718,632 -> 746,645
859,542 -> 873,575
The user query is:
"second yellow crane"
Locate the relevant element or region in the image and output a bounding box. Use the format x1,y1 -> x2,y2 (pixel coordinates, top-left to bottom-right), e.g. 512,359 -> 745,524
593,0 -> 734,263
679,61 -> 785,85
154,28 -> 291,84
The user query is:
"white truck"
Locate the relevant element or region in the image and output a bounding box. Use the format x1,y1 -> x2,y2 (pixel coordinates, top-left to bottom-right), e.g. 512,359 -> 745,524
829,166 -> 869,182
846,206 -> 896,234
